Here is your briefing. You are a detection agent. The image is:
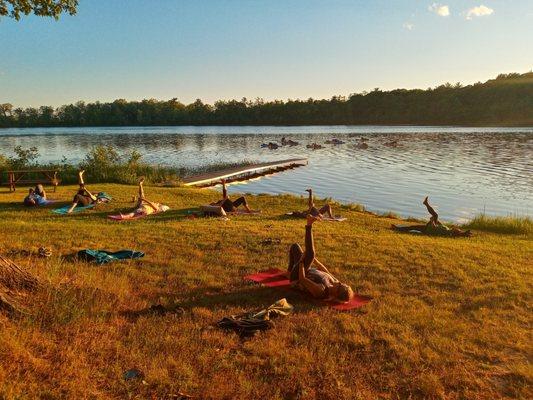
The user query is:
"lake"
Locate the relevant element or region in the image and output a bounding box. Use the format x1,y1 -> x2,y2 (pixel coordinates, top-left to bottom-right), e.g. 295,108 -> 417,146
1,125 -> 531,222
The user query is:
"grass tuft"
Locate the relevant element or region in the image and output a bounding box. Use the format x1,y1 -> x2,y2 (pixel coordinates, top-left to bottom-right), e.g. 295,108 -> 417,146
463,214 -> 532,235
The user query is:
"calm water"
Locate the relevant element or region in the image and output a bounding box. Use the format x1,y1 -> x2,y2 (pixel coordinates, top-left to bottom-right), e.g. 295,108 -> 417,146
1,126 -> 532,222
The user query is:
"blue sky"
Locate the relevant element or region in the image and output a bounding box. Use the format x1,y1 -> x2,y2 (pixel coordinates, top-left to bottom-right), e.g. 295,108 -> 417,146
1,0 -> 532,107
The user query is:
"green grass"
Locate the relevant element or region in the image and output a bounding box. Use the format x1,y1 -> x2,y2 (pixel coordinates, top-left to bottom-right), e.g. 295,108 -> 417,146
463,214 -> 533,235
0,184 -> 531,399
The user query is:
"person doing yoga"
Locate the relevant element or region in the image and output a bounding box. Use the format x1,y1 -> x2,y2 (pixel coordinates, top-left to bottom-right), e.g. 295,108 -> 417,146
119,178 -> 169,218
211,179 -> 252,213
67,170 -> 99,213
287,215 -> 354,303
394,197 -> 471,237
290,188 -> 334,219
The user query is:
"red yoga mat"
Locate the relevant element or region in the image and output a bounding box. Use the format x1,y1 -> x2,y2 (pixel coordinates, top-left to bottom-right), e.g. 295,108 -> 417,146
244,268 -> 371,310
244,268 -> 291,287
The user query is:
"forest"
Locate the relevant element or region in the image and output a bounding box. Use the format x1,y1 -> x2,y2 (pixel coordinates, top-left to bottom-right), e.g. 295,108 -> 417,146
1,72 -> 532,127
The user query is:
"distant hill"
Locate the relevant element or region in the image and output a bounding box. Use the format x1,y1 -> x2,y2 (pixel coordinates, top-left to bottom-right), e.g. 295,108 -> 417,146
1,72 -> 532,127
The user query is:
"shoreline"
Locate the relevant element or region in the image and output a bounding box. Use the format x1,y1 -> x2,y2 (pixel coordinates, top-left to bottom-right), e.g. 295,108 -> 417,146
2,123 -> 533,130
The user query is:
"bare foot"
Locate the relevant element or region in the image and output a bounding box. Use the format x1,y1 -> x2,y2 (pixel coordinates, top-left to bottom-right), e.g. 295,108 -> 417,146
305,188 -> 312,193
423,196 -> 429,205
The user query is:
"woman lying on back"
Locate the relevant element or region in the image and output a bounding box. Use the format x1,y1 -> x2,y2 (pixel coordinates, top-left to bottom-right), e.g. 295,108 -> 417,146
287,215 -> 354,303
67,170 -> 98,213
119,178 -> 169,218
394,197 -> 471,237
210,179 -> 252,213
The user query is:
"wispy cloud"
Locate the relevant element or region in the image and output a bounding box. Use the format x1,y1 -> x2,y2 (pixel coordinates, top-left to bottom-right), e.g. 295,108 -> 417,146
403,22 -> 414,31
465,5 -> 494,20
428,3 -> 450,17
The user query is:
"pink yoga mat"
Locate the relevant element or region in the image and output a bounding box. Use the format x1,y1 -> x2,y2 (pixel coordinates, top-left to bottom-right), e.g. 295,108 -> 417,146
108,214 -> 145,221
245,268 -> 371,310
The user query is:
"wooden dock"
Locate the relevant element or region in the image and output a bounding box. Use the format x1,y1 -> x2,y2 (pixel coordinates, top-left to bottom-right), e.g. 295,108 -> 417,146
181,158 -> 308,187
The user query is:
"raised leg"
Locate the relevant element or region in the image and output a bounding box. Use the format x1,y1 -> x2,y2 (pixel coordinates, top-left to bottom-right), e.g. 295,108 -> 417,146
232,196 -> 251,212
423,196 -> 439,223
78,170 -> 86,187
319,203 -> 333,218
288,243 -> 304,281
306,188 -> 314,210
303,216 -> 317,269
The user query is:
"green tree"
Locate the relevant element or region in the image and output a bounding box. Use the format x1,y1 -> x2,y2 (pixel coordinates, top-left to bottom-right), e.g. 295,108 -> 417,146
0,0 -> 77,20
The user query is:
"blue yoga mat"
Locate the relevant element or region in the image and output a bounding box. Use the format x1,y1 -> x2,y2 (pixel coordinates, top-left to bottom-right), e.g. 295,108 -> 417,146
52,204 -> 95,214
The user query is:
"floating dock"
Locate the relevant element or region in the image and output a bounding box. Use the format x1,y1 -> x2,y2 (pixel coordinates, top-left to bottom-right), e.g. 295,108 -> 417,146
182,158 -> 308,187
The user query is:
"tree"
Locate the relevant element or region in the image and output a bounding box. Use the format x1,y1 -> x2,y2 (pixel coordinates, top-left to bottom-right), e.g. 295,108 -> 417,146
0,0 -> 77,20
0,103 -> 13,117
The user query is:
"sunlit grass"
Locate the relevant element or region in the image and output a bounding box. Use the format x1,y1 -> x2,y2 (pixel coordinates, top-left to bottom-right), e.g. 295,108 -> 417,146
0,184 -> 531,399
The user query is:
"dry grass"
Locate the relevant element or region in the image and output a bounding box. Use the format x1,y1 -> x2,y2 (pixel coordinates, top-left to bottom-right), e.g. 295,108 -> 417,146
0,184 -> 531,399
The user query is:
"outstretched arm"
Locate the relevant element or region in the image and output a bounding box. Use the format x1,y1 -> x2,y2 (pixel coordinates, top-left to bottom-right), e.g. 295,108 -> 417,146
83,188 -> 97,202
67,202 -> 78,214
298,258 -> 325,298
313,258 -> 331,275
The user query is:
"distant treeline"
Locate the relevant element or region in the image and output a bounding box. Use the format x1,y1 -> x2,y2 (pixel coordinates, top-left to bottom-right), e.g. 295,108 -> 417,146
1,72 -> 532,127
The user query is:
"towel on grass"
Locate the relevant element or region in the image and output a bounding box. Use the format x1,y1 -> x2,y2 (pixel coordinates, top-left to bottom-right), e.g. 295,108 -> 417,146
77,249 -> 145,265
217,298 -> 293,337
245,268 -> 371,311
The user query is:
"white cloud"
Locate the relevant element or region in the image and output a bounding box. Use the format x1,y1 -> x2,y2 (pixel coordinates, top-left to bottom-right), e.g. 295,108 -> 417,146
403,22 -> 414,31
465,5 -> 494,20
428,3 -> 450,17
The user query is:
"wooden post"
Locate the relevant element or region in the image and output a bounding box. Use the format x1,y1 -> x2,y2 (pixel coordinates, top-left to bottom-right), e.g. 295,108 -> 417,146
8,172 -> 14,192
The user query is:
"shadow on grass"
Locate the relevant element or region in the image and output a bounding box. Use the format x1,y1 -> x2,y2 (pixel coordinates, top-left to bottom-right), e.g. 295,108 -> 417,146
119,284 -> 327,322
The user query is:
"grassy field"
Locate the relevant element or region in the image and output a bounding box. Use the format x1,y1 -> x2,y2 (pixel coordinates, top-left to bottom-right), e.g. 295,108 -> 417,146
0,184 -> 531,399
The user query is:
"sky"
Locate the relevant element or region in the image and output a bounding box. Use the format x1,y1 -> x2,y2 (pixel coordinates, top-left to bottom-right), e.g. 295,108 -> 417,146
0,0 -> 532,108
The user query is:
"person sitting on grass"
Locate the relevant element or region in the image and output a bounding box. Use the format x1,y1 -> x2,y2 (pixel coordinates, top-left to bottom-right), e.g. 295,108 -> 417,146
287,215 -> 354,303
67,170 -> 99,213
393,196 -> 472,237
289,188 -> 334,219
209,179 -> 253,214
119,178 -> 169,218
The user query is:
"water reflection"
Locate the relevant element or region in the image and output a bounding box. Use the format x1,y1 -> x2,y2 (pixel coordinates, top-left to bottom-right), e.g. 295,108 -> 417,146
0,126 -> 531,221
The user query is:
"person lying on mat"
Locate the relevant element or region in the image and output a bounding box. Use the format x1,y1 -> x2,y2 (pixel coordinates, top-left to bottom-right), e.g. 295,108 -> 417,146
287,215 -> 354,303
394,197 -> 471,237
290,188 -> 334,219
119,178 -> 169,218
23,187 -> 47,206
67,170 -> 99,213
210,179 -> 252,213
